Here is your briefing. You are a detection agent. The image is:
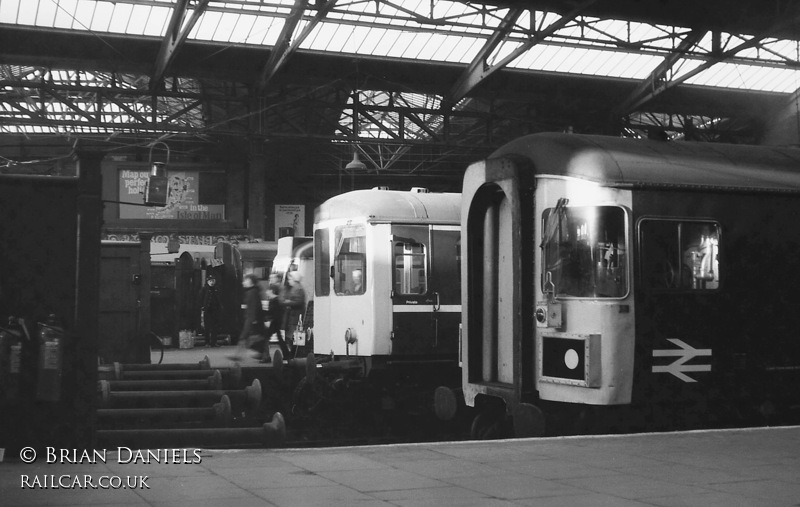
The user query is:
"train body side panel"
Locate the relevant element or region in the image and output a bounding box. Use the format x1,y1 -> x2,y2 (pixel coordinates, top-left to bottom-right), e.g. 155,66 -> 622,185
631,190 -> 800,417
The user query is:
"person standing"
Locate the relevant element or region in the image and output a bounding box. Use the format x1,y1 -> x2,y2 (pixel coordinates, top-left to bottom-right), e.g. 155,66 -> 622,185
199,274 -> 223,347
279,271 -> 307,350
264,273 -> 291,359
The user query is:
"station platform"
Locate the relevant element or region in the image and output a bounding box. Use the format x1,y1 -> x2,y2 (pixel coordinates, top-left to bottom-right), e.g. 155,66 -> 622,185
150,339 -> 314,370
1,425 -> 798,506
149,342 -> 281,370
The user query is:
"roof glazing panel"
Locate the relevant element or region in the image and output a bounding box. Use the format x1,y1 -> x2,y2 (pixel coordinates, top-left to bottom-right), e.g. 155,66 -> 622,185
687,63 -> 800,92
512,44 -> 663,80
1,0 -> 799,142
2,0 -> 797,93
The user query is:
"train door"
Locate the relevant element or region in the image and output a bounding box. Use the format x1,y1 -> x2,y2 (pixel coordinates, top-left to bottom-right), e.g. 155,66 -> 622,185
429,226 -> 461,356
390,225 -> 460,357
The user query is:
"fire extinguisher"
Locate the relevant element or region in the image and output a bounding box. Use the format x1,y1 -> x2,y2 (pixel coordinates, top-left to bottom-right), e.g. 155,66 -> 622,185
0,317 -> 30,402
35,314 -> 64,402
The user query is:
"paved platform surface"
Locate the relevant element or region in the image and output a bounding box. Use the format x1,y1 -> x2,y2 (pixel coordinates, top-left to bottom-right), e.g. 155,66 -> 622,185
148,341 -> 303,372
150,343 -> 276,369
1,425 -> 798,506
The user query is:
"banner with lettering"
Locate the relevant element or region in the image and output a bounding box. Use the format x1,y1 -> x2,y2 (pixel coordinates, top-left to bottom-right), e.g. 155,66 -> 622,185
118,169 -> 225,220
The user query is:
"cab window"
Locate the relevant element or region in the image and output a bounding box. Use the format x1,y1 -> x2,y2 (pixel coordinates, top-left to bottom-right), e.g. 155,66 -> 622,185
334,224 -> 366,295
541,204 -> 628,298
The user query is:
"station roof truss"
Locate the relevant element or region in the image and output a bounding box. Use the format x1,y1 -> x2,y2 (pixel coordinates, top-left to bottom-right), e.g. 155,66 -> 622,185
1,0 -> 800,172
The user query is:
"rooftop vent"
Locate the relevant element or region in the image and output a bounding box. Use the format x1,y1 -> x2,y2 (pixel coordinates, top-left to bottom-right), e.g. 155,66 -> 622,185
410,187 -> 429,193
372,186 -> 390,191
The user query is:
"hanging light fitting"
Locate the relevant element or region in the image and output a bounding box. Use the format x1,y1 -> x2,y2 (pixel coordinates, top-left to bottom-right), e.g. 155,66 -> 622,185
345,149 -> 367,171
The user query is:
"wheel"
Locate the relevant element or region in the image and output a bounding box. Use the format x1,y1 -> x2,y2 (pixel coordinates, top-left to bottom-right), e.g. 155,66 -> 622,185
433,386 -> 459,421
290,376 -> 319,417
512,403 -> 546,437
291,373 -> 336,417
470,411 -> 505,440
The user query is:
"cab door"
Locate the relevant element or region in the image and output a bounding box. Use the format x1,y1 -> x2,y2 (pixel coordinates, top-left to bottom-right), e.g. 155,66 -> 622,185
391,225 -> 460,357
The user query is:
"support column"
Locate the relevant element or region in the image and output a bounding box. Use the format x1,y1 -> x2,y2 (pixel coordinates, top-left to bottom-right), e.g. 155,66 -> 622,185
74,148 -> 104,451
136,232 -> 152,364
248,150 -> 267,240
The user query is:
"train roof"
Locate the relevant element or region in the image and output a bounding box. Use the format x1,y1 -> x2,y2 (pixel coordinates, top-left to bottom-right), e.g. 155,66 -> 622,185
315,188 -> 461,224
490,133 -> 800,193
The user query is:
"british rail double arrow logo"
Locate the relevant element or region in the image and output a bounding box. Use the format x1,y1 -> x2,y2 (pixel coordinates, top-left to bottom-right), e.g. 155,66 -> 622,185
652,338 -> 712,382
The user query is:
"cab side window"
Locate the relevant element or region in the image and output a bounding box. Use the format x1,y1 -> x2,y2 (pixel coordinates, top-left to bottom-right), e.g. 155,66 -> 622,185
639,219 -> 720,291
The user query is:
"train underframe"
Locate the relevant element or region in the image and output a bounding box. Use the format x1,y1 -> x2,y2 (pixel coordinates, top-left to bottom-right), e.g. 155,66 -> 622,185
288,353 -> 464,441
467,368 -> 800,440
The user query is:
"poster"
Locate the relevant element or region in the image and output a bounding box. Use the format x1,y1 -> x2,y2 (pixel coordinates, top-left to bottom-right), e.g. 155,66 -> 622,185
118,169 -> 225,220
275,204 -> 305,237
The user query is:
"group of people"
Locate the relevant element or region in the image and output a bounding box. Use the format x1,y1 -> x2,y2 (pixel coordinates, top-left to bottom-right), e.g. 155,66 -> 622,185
225,270 -> 306,363
198,270 -> 307,361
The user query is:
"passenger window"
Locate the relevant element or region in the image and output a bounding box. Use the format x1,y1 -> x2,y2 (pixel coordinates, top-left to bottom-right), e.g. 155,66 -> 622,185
334,224 -> 366,295
639,219 -> 720,291
394,242 -> 427,295
541,204 -> 628,298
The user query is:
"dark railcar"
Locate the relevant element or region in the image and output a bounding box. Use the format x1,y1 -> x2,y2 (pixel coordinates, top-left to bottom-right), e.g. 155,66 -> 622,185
461,132 -> 800,437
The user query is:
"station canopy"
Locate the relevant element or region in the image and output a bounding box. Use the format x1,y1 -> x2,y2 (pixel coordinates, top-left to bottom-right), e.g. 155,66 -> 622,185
1,0 -> 800,176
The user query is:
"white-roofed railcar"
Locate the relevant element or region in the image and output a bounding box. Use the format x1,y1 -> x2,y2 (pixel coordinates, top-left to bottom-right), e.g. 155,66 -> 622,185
303,188 -> 462,413
462,132 -> 800,438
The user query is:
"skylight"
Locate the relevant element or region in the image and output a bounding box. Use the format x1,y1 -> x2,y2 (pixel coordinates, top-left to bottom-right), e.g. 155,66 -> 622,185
0,66 -> 206,134
2,0 -> 799,139
338,90 -> 445,140
1,0 -> 797,93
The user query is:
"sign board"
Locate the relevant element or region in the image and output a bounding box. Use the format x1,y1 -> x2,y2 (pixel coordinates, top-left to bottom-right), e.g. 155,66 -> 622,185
275,204 -> 305,237
118,169 -> 225,220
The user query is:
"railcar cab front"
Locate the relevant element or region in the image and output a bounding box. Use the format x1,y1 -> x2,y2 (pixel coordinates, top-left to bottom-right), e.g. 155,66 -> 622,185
461,154 -> 636,438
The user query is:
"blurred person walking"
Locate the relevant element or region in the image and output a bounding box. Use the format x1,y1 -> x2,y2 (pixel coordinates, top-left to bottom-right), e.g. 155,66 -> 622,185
227,274 -> 266,362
